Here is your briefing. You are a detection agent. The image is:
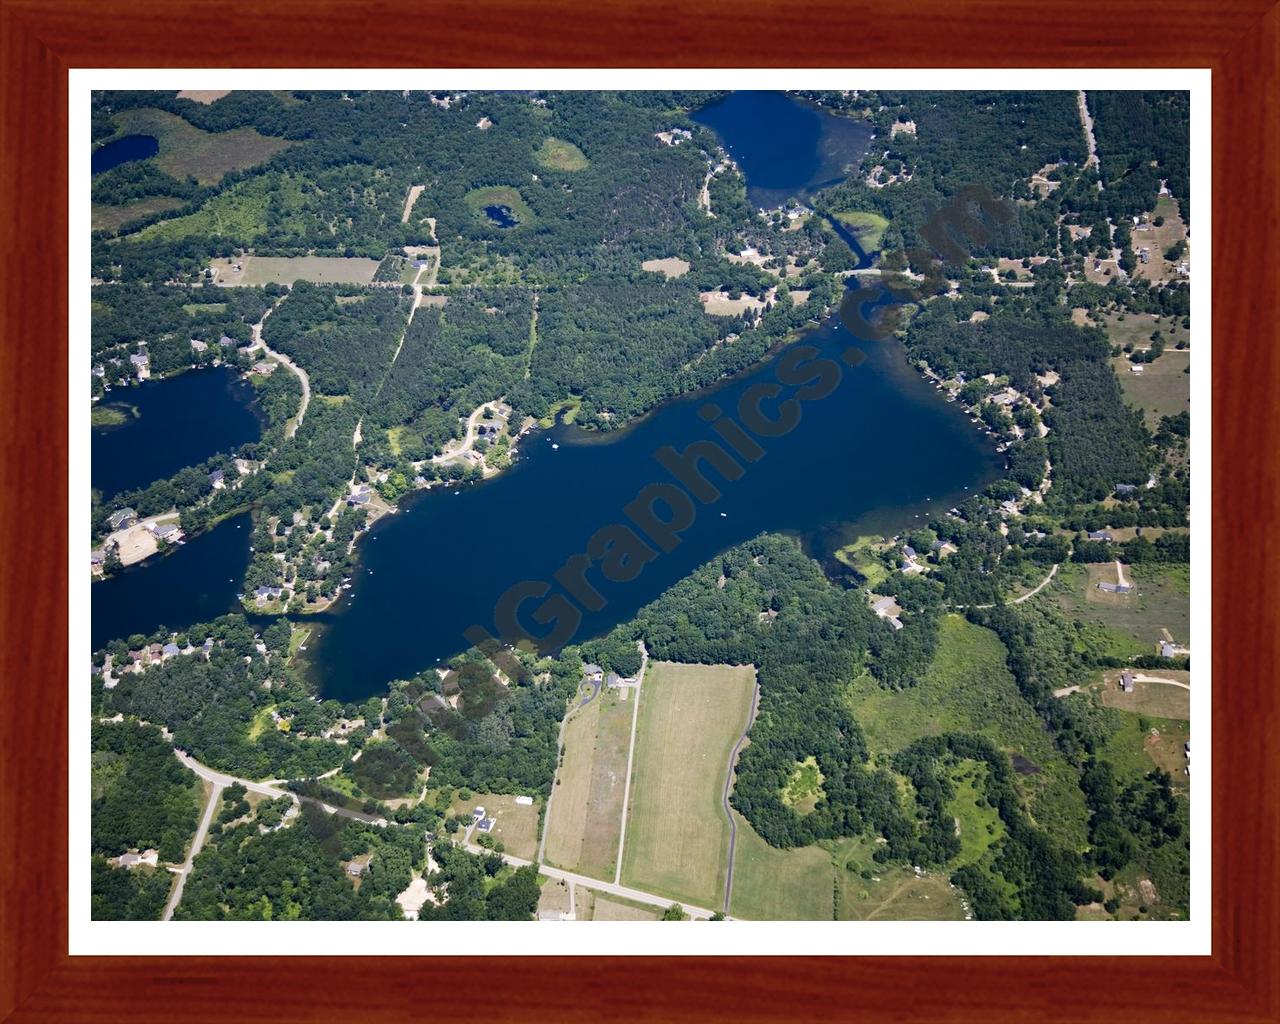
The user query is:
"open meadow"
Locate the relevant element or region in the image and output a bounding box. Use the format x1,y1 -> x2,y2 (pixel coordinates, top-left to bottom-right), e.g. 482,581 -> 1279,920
620,662 -> 756,909
1111,348 -> 1191,429
106,107 -> 291,185
1050,563 -> 1191,651
451,792 -> 541,860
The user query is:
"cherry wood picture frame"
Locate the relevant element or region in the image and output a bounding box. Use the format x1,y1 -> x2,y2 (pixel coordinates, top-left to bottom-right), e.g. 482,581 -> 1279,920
2,1 -> 1276,1020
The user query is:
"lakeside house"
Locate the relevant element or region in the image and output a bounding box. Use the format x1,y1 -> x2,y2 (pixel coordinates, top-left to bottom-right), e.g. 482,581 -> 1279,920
253,586 -> 284,604
129,351 -> 150,379
190,339 -> 208,353
162,642 -> 180,659
209,469 -> 225,489
218,335 -> 236,349
347,485 -> 373,507
108,507 -> 138,531
581,664 -> 603,682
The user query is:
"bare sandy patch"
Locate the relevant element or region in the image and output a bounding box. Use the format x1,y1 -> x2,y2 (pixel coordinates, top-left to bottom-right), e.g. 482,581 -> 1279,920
788,289 -> 811,305
700,287 -> 776,317
401,185 -> 425,224
177,90 -> 231,104
968,310 -> 990,323
641,257 -> 690,279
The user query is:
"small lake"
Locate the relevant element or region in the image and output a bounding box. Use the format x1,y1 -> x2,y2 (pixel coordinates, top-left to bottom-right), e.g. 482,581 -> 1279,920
91,512 -> 253,651
483,204 -> 519,228
693,91 -> 874,209
92,134 -> 160,175
93,367 -> 263,500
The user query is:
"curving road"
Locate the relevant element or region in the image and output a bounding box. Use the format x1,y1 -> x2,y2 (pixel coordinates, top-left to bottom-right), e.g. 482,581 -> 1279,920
720,677 -> 761,915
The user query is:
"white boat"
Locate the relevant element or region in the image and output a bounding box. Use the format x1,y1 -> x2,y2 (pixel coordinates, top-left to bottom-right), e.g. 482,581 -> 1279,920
551,443 -> 560,450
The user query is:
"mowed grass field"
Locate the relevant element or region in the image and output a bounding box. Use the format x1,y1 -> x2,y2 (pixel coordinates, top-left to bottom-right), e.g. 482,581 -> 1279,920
620,662 -> 756,909
450,793 -> 541,860
211,255 -> 382,286
544,689 -> 634,880
535,137 -> 589,172
106,107 -> 292,185
830,836 -> 967,921
1111,348 -> 1191,429
729,811 -> 834,920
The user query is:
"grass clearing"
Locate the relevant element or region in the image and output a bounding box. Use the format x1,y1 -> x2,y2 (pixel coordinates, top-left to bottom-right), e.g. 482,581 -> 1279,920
544,690 -> 634,880
177,90 -> 231,104
830,836 -> 967,921
620,662 -> 756,909
1111,348 -> 1190,430
463,186 -> 534,228
1093,670 -> 1190,720
587,892 -> 659,920
729,811 -> 834,920
1050,563 -> 1190,651
535,137 -> 589,172
105,107 -> 292,185
640,257 -> 691,279
946,760 -> 1005,867
92,196 -> 186,233
780,755 -> 825,815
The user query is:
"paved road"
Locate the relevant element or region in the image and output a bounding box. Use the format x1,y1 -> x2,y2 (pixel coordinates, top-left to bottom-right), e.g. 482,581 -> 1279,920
162,778 -> 223,921
612,642 -> 648,885
720,678 -> 761,915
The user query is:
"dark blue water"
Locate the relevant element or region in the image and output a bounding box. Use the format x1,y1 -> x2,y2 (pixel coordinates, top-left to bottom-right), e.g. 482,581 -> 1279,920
92,134 -> 159,175
483,204 -> 519,228
304,321 -> 999,700
91,512 -> 253,650
92,367 -> 262,499
693,92 -> 874,209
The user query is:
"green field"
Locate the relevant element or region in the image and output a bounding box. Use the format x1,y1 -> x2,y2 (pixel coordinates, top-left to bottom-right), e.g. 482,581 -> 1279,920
833,210 -> 890,251
620,662 -> 756,909
729,811 -> 834,920
845,615 -> 1089,852
135,173 -> 306,243
104,107 -> 292,185
544,689 -> 634,880
535,137 -> 589,172
830,836 -> 968,921
1050,562 -> 1191,650
1111,346 -> 1191,429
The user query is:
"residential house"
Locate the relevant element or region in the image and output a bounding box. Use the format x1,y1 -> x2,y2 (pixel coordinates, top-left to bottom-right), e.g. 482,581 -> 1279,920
162,642 -> 180,659
475,817 -> 496,834
1120,671 -> 1135,693
150,522 -> 181,542
209,469 -> 226,489
1114,483 -> 1138,496
107,508 -> 138,531
114,849 -> 159,869
253,586 -> 284,604
190,339 -> 208,353
1087,530 -> 1114,542
581,663 -> 603,682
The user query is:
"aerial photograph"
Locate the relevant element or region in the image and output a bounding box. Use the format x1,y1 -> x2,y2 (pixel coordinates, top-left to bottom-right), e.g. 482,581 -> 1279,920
87,87 -> 1192,924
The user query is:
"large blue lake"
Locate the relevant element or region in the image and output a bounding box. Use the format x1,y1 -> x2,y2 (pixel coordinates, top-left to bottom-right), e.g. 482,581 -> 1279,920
90,91 -> 1001,702
92,366 -> 262,500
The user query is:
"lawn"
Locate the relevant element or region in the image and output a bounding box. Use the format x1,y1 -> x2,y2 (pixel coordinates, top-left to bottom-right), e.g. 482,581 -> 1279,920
105,107 -> 292,185
586,892 -> 659,920
1096,670 -> 1190,721
451,792 -> 541,860
543,689 -> 634,880
728,811 -> 834,920
1111,348 -> 1191,429
620,661 -> 757,909
535,137 -> 589,172
1050,562 -> 1191,651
